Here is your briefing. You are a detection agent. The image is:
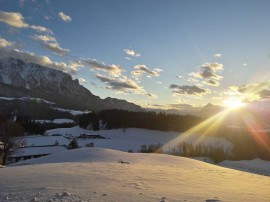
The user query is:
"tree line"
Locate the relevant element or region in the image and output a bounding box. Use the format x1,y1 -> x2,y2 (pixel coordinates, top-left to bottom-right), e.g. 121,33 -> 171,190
79,109 -> 202,132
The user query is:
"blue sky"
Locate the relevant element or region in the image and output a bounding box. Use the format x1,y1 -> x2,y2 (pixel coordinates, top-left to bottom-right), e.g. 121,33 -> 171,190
0,0 -> 270,109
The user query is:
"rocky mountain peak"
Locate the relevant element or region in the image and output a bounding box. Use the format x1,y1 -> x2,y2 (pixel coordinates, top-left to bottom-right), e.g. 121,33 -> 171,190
0,57 -> 142,112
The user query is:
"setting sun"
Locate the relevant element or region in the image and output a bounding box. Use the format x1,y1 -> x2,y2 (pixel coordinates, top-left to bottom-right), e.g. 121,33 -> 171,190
224,97 -> 245,109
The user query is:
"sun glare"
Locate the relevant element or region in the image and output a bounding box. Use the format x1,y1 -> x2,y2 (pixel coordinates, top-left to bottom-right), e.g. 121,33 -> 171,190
224,97 -> 245,109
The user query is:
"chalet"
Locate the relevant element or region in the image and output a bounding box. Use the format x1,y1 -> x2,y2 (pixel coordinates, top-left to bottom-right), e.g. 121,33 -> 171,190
7,145 -> 67,164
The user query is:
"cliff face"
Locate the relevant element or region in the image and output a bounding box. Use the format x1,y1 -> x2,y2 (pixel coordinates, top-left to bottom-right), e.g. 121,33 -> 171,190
0,57 -> 142,112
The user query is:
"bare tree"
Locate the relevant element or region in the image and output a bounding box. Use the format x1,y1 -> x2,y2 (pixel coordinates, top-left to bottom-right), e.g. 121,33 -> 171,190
0,119 -> 25,165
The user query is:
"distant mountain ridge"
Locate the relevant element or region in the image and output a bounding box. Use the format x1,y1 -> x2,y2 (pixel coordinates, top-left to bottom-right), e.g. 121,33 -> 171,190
199,103 -> 224,118
0,57 -> 142,112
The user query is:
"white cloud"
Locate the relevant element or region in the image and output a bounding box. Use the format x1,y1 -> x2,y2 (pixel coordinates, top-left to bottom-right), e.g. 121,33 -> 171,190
96,74 -> 143,94
229,82 -> 270,101
243,63 -> 247,66
187,77 -> 199,83
123,49 -> 140,57
95,73 -> 156,98
42,43 -> 70,56
58,12 -> 72,22
41,42 -> 70,56
78,78 -> 86,84
32,34 -> 69,56
169,84 -> 211,95
30,25 -> 53,34
74,59 -> 122,77
0,37 -> 14,48
0,11 -> 52,34
214,53 -> 222,58
32,34 -> 56,42
189,62 -> 224,87
154,68 -> 163,72
0,11 -> 28,28
132,65 -> 161,79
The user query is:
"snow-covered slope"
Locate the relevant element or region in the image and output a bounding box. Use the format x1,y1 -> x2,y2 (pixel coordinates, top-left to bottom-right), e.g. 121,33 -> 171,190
0,56 -> 77,92
1,148 -> 269,202
219,158 -> 270,176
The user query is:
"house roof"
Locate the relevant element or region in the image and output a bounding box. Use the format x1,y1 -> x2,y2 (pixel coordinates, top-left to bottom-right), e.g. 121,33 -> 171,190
11,145 -> 67,157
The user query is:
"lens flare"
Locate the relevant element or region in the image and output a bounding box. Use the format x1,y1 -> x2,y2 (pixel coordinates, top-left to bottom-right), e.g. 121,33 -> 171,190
224,97 -> 245,109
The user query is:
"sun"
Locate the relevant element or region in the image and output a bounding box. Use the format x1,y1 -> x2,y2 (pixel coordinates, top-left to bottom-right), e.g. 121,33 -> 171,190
224,97 -> 245,109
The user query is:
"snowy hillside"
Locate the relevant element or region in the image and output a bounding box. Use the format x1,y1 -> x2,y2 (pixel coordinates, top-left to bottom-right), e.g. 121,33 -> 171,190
1,148 -> 269,202
219,158 -> 270,176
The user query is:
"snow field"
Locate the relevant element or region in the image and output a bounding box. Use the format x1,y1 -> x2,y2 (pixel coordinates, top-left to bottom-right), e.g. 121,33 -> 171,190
1,148 -> 270,202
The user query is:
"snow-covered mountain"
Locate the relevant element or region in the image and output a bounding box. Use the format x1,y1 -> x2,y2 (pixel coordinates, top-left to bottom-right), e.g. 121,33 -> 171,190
0,57 -> 142,112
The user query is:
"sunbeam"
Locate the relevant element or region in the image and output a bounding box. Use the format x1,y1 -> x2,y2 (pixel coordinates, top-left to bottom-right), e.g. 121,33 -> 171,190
162,108 -> 231,152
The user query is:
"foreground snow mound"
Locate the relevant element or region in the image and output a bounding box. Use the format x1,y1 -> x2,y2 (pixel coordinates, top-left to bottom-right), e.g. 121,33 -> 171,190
219,158 -> 270,176
11,147 -> 208,167
1,148 -> 270,202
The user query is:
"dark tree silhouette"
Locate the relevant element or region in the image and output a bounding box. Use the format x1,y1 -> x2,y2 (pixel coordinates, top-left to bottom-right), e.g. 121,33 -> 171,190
68,138 -> 79,149
0,118 -> 25,165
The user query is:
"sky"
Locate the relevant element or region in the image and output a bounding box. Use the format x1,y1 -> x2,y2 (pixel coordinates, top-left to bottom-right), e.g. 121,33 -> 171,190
0,0 -> 270,110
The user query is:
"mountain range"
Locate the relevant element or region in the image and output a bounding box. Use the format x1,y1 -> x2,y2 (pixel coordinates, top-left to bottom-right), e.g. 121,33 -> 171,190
0,57 -> 142,113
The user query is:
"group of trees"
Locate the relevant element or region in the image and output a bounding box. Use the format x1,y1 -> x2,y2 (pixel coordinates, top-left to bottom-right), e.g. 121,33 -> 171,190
139,143 -> 229,163
172,143 -> 230,163
0,114 -> 25,165
0,99 -> 76,120
224,130 -> 270,161
79,110 -> 202,132
139,136 -> 270,163
140,143 -> 163,154
11,115 -> 76,135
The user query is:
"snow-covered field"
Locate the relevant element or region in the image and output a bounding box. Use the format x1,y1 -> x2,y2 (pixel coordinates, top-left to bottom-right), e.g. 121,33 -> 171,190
35,119 -> 75,124
51,107 -> 91,116
45,126 -> 232,152
1,148 -> 269,202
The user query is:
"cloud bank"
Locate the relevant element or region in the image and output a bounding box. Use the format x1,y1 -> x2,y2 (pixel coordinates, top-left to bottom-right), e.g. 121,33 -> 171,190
189,62 -> 224,86
73,59 -> 122,77
132,65 -> 162,80
32,34 -> 70,56
170,84 -> 210,95
0,11 -> 52,34
229,82 -> 270,101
